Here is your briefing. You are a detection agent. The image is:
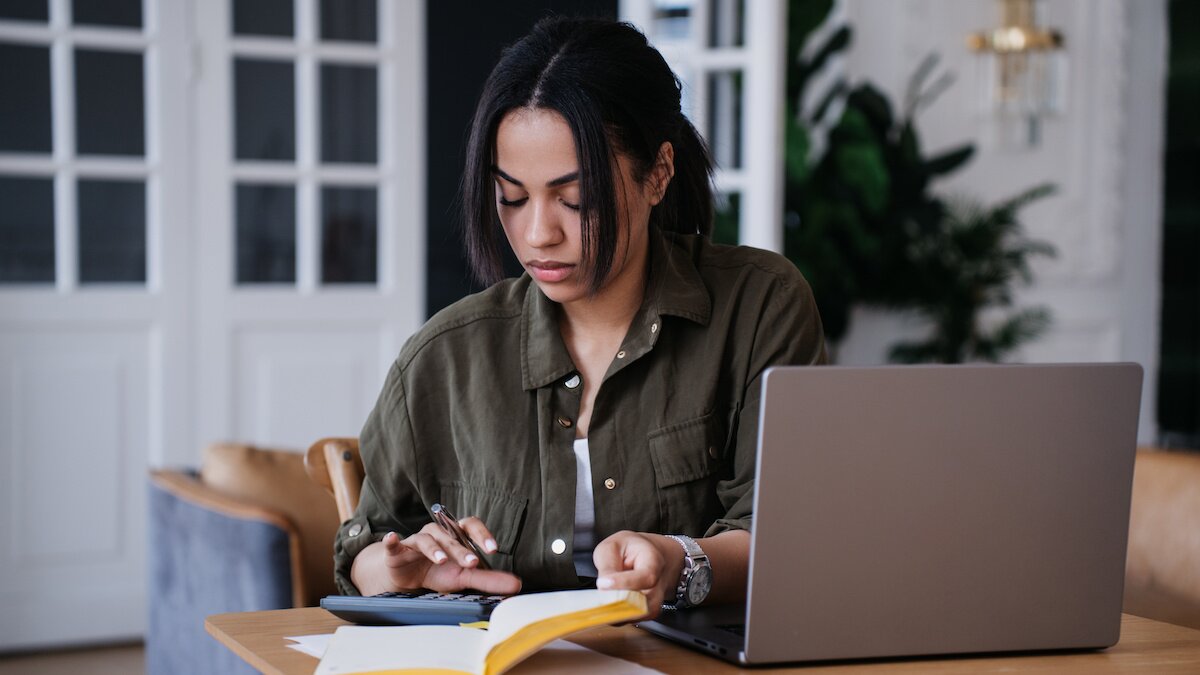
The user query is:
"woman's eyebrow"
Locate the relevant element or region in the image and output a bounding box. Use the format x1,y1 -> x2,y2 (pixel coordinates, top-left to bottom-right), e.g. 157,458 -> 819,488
492,165 -> 579,188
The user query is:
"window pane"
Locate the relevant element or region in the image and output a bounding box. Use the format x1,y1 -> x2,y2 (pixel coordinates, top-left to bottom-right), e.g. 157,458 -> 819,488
72,0 -> 142,29
0,0 -> 47,22
713,191 -> 740,246
236,183 -> 295,284
232,0 -> 294,38
0,44 -> 52,153
235,58 -> 295,161
78,179 -> 145,283
708,0 -> 744,48
707,70 -> 743,170
75,49 -> 144,156
321,186 -> 376,284
0,176 -> 55,283
652,0 -> 693,41
320,64 -> 376,164
320,0 -> 376,43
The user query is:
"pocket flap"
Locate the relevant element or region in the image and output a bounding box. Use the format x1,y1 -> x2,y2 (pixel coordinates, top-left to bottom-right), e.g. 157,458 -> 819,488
647,413 -> 722,488
437,483 -> 528,555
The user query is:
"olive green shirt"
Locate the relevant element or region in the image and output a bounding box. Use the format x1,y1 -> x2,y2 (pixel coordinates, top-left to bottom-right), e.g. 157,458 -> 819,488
333,229 -> 827,594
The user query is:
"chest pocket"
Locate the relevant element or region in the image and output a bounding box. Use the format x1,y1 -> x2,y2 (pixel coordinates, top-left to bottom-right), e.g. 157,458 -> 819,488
647,411 -> 728,534
437,482 -> 528,571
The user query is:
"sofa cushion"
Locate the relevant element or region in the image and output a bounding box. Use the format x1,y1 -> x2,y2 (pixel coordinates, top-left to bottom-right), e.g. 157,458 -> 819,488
201,443 -> 341,606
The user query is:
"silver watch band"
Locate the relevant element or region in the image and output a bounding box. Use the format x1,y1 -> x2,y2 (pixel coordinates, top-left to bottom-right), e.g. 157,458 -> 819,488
663,534 -> 709,610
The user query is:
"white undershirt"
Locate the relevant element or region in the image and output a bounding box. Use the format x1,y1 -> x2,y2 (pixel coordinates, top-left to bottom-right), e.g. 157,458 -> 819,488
572,437 -> 598,577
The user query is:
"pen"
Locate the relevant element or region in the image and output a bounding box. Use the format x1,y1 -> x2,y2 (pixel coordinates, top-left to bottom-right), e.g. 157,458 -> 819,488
430,503 -> 492,570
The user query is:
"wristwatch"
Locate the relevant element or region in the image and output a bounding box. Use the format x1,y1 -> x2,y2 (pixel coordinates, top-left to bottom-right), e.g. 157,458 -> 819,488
663,534 -> 712,610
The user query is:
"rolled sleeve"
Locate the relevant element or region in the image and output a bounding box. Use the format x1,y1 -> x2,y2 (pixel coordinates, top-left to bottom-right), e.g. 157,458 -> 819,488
332,360 -> 426,595
706,275 -> 826,538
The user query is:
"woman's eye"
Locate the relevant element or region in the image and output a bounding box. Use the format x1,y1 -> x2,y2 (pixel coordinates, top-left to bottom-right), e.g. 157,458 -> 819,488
560,199 -> 581,211
498,196 -> 528,207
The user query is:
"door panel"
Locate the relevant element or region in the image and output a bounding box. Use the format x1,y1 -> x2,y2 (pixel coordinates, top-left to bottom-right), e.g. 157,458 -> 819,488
0,330 -> 149,649
232,329 -> 383,448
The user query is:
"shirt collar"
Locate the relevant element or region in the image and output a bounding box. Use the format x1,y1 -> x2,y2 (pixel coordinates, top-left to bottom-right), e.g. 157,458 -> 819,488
645,228 -> 712,326
520,228 -> 712,391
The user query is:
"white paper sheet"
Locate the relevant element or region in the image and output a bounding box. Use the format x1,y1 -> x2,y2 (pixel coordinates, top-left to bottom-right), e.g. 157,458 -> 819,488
285,634 -> 661,673
284,633 -> 331,658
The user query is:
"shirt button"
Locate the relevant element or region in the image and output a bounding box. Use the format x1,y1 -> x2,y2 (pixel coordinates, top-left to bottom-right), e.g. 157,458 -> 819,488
557,416 -> 573,428
348,524 -> 363,537
604,477 -> 616,490
564,374 -> 581,389
708,446 -> 718,460
616,350 -> 627,359
551,538 -> 566,555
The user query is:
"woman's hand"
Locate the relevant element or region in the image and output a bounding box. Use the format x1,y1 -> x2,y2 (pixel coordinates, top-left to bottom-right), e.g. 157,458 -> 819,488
351,518 -> 522,596
592,530 -> 685,620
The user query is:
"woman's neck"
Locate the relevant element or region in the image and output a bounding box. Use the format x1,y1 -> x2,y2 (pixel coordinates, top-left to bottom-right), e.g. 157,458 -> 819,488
558,242 -> 649,340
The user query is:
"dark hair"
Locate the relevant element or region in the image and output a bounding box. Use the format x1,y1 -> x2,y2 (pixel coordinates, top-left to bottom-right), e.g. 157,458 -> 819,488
460,16 -> 714,291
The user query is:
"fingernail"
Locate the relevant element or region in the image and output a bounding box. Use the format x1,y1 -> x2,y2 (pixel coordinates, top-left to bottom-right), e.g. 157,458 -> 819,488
465,554 -> 478,565
596,577 -> 614,589
433,550 -> 447,563
485,539 -> 498,553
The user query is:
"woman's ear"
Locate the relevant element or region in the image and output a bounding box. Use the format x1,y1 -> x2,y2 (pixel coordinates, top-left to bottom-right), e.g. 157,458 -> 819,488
648,141 -> 675,206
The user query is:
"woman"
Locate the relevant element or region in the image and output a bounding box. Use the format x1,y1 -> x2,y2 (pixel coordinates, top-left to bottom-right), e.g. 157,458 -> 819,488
335,16 -> 826,616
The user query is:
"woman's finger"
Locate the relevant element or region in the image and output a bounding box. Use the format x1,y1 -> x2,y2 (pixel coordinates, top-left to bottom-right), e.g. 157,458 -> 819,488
458,516 -> 499,554
381,531 -> 425,566
418,521 -> 483,567
401,531 -> 450,565
596,568 -> 659,592
455,567 -> 523,595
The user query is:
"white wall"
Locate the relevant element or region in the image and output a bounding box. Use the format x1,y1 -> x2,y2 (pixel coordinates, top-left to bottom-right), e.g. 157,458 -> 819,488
834,0 -> 1166,443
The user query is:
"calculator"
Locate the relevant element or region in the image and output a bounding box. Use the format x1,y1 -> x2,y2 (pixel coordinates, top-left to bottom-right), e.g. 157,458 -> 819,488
320,591 -> 508,626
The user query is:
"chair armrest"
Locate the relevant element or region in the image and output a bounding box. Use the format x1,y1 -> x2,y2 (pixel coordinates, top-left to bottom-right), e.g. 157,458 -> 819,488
149,469 -> 306,607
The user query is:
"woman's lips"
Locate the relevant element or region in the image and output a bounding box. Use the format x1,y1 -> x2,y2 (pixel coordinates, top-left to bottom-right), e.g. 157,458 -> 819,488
528,261 -> 575,283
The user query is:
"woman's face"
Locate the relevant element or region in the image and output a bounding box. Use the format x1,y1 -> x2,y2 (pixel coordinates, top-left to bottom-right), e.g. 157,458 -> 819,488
493,107 -> 661,307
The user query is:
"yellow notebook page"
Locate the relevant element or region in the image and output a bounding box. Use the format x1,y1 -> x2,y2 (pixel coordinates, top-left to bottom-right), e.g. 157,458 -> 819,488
482,593 -> 648,675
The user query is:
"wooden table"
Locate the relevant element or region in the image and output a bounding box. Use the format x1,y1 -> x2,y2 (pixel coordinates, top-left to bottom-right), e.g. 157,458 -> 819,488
206,608 -> 1200,674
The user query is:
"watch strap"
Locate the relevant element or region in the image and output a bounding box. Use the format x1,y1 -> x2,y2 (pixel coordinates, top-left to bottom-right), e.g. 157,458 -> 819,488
663,534 -> 709,610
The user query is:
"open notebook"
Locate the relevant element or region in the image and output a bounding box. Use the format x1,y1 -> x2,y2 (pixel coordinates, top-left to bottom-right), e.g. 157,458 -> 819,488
315,589 -> 647,675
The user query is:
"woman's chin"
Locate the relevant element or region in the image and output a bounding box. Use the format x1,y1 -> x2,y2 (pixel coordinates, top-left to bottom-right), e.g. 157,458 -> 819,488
532,279 -> 586,305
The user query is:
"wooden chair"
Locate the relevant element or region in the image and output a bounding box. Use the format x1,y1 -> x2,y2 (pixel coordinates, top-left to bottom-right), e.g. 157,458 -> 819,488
305,437 -> 365,522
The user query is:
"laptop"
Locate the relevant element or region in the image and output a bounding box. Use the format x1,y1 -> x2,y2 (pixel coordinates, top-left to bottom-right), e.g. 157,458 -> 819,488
638,363 -> 1143,664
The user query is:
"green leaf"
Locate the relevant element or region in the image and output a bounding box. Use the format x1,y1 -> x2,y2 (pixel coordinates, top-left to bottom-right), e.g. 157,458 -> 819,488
784,120 -> 811,185
800,25 -> 852,81
848,84 -> 894,134
835,144 -> 890,216
924,145 -> 975,176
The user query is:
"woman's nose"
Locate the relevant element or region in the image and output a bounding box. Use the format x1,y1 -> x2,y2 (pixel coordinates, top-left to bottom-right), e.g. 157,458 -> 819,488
524,201 -> 564,248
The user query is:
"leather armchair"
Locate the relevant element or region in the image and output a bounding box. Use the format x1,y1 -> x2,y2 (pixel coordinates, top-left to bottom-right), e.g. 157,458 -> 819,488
146,443 -> 340,675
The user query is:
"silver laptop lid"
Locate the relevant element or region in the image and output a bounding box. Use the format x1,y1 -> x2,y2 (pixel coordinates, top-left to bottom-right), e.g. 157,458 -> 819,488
745,363 -> 1142,663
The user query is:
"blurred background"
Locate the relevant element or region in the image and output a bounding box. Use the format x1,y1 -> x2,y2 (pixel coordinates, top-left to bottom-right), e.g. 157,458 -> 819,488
0,0 -> 1194,664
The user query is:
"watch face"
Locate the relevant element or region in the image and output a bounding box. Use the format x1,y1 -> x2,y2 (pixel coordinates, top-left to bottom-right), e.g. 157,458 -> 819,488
687,565 -> 714,605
